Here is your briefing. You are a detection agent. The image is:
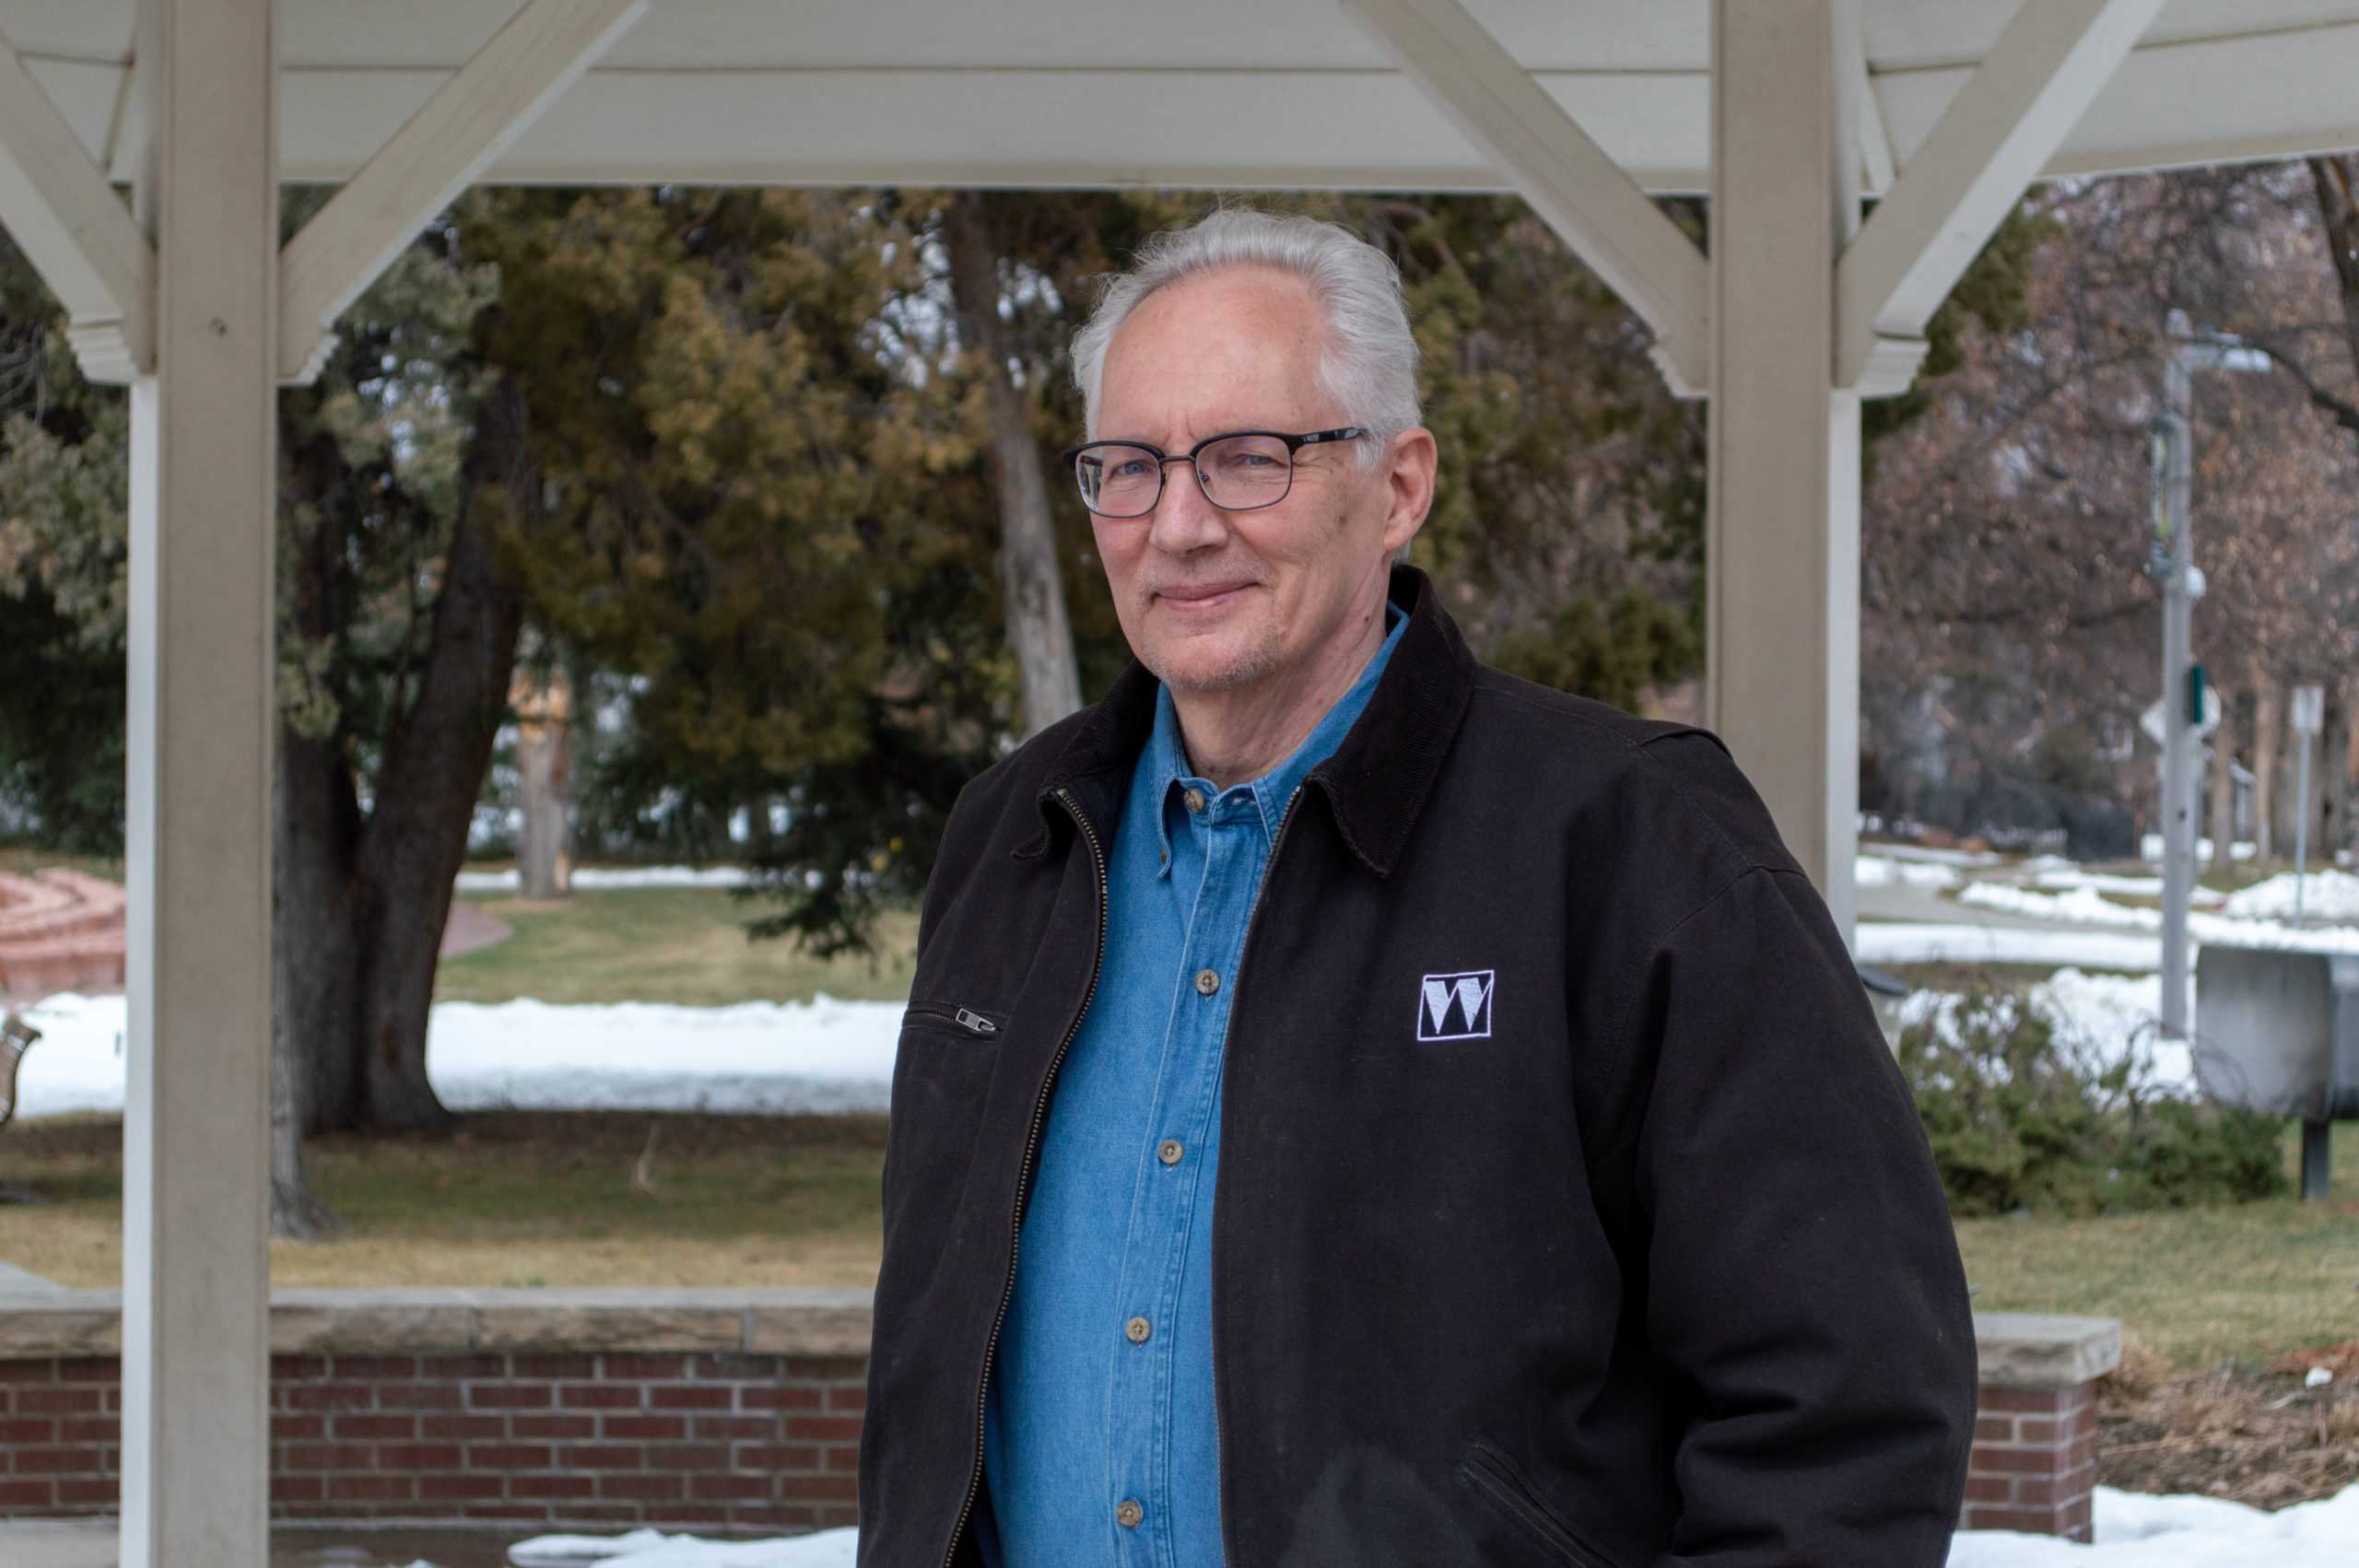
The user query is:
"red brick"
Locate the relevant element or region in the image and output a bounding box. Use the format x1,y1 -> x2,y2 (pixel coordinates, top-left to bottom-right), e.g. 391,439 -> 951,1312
0,1363 -> 54,1383
514,1354 -> 597,1379
600,1473 -> 688,1501
16,1387 -> 101,1414
458,1503 -> 549,1520
778,1472 -> 858,1501
1978,1387 -> 2068,1414
418,1355 -> 505,1379
825,1386 -> 867,1412
377,1383 -> 464,1410
690,1353 -> 777,1380
332,1413 -> 417,1441
510,1414 -> 597,1440
424,1414 -> 512,1441
53,1358 -> 119,1384
419,1472 -> 507,1501
605,1354 -> 687,1380
270,1354 -> 329,1379
331,1355 -> 418,1379
327,1474 -> 417,1503
272,1475 -> 324,1502
1963,1476 -> 2013,1504
650,1386 -> 732,1410
645,1444 -> 732,1471
282,1443 -> 375,1471
561,1384 -> 642,1410
1970,1446 -> 2060,1476
12,1446 -> 103,1474
464,1444 -> 553,1469
286,1384 -> 374,1412
469,1385 -> 552,1410
0,1417 -> 55,1443
270,1413 -> 326,1442
734,1444 -> 824,1470
689,1473 -> 774,1501
783,1414 -> 863,1442
2012,1417 -> 2060,1445
53,1479 -> 118,1506
377,1443 -> 464,1470
690,1415 -> 773,1440
1963,1504 -> 2063,1533
0,1479 -> 55,1507
559,1445 -> 644,1470
742,1385 -> 821,1410
511,1473 -> 598,1500
782,1355 -> 867,1382
57,1417 -> 118,1444
825,1445 -> 860,1471
605,1414 -> 689,1441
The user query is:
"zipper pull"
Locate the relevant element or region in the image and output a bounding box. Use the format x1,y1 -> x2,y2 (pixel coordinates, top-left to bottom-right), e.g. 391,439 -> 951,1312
955,1007 -> 998,1036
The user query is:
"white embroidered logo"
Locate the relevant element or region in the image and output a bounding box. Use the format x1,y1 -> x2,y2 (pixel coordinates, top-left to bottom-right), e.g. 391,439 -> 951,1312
1416,970 -> 1495,1041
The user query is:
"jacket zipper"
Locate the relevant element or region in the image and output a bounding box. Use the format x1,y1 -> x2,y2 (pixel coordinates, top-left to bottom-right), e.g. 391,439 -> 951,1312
942,786 -> 1109,1568
1461,1445 -> 1616,1568
1206,786 -> 1305,1568
904,1000 -> 1003,1037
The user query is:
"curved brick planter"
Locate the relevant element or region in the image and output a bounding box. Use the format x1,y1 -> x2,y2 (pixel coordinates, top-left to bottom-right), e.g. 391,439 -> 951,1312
0,872 -> 126,1000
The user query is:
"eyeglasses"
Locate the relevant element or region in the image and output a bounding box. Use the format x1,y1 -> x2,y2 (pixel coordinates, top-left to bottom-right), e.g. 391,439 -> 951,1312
1060,427 -> 1368,519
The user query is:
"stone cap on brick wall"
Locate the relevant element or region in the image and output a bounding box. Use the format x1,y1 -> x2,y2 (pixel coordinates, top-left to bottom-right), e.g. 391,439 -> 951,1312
0,1286 -> 875,1360
1974,1311 -> 2121,1389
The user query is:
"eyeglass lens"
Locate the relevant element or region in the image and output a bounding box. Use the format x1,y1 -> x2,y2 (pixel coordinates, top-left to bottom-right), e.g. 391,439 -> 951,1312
1077,434 -> 1296,517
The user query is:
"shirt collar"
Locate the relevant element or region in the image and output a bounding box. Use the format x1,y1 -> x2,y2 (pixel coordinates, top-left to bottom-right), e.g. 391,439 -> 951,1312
1143,600 -> 1409,872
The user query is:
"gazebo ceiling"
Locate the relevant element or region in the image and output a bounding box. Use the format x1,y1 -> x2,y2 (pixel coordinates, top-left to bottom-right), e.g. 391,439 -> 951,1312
3,0 -> 2355,193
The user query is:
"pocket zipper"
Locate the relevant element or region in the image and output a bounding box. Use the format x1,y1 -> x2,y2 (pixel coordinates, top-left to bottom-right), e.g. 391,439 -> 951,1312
905,1000 -> 1002,1037
1461,1445 -> 1617,1568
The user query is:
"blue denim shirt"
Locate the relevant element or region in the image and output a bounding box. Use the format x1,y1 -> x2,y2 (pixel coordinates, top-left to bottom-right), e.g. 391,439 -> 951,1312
975,602 -> 1408,1567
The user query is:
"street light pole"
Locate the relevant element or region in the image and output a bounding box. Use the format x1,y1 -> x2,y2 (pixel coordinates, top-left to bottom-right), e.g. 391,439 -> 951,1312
2151,311 -> 2270,1037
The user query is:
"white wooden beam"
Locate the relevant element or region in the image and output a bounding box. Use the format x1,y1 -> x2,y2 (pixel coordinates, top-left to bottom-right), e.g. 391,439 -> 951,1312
1837,0 -> 2167,392
277,0 -> 648,384
1337,0 -> 1710,395
0,29 -> 153,380
1853,41 -> 1896,195
119,0 -> 276,1562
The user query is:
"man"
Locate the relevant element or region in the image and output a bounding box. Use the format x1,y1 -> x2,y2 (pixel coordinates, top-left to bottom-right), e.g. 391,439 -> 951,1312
857,206 -> 1976,1568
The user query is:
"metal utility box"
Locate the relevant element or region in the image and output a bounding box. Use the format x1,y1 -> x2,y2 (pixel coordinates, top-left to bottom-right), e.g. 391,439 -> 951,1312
2193,943 -> 2359,1198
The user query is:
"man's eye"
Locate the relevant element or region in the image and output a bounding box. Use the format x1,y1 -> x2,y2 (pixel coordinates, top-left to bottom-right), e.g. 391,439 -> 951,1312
1109,459 -> 1154,479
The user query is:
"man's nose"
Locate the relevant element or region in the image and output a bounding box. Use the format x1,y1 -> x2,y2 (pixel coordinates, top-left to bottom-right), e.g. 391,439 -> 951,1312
1145,457 -> 1229,553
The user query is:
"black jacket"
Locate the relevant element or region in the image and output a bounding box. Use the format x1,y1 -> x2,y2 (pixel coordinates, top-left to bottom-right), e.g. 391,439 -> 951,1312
857,566 -> 1976,1568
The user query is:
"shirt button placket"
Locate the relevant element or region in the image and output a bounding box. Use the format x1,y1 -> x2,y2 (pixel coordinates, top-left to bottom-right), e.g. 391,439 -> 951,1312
1117,1497 -> 1145,1529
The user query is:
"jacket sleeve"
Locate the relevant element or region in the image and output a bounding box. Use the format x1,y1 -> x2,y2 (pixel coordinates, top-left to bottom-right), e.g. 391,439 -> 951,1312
1626,861 -> 1978,1566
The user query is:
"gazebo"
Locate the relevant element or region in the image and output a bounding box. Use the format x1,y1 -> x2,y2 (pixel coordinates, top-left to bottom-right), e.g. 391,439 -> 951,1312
0,1 -> 2353,1561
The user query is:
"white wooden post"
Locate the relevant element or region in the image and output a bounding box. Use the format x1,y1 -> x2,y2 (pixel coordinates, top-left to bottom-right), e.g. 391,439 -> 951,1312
118,1 -> 276,1563
1706,0 -> 1861,942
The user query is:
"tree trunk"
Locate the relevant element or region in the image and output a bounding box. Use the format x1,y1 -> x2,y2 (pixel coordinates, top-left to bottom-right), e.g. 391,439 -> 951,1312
943,191 -> 1085,737
346,374 -> 534,1129
2254,685 -> 2283,863
2339,678 -> 2359,865
514,663 -> 573,901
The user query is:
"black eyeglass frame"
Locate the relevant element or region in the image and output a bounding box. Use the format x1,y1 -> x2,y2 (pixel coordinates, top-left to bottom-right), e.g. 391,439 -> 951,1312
1059,427 -> 1370,518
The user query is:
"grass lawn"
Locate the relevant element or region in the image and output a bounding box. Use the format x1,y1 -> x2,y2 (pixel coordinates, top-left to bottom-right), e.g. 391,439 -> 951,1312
434,884 -> 918,1007
1954,1121 -> 2359,1373
3,1110 -> 886,1292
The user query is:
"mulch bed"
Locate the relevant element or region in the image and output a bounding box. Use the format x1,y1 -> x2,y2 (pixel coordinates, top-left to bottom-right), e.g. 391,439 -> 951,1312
2099,1340 -> 2359,1507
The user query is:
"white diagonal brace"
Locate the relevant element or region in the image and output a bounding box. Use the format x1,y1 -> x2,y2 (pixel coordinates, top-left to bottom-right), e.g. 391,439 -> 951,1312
1339,0 -> 1709,395
0,32 -> 154,380
278,0 -> 648,383
1837,0 -> 2167,392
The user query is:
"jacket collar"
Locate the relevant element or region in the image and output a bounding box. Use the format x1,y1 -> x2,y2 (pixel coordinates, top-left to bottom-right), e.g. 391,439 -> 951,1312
1018,563 -> 1476,878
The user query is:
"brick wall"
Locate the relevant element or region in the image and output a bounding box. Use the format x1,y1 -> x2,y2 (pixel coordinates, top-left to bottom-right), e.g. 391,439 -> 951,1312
0,1348 -> 865,1531
1960,1382 -> 2101,1541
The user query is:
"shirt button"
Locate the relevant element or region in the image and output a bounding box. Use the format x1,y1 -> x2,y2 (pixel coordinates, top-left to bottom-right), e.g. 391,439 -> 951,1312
1125,1315 -> 1152,1344
1195,968 -> 1220,997
1117,1498 -> 1144,1528
1158,1139 -> 1183,1165
1182,788 -> 1206,813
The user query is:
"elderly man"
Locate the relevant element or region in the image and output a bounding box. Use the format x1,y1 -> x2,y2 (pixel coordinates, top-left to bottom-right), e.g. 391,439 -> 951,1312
856,207 -> 1976,1568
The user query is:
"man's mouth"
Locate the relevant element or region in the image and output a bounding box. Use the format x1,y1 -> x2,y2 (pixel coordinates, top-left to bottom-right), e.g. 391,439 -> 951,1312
1154,581 -> 1256,610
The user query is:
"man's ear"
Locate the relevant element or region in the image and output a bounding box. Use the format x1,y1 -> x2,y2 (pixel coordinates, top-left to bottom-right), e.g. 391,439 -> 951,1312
1379,427 -> 1438,555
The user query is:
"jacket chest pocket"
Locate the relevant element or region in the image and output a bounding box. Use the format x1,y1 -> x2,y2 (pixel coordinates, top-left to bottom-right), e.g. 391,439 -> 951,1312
1459,1443 -> 1623,1568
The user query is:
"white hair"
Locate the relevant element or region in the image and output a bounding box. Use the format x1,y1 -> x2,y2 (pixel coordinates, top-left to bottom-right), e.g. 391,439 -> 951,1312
1069,205 -> 1424,475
